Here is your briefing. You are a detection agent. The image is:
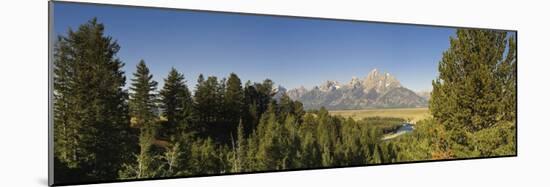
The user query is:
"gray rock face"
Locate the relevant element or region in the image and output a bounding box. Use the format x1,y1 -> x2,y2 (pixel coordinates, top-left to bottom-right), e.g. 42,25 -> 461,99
287,85 -> 307,99
373,87 -> 427,108
286,69 -> 428,110
362,68 -> 402,93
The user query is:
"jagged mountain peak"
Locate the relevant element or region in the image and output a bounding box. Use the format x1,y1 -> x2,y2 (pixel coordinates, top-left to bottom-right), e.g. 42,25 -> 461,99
319,80 -> 341,92
362,68 -> 402,93
287,85 -> 307,100
369,68 -> 379,75
285,68 -> 426,110
348,76 -> 362,88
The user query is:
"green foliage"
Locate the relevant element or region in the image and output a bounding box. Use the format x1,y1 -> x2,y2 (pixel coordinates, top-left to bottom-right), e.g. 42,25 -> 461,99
229,121 -> 247,173
429,29 -> 516,157
159,68 -> 193,138
53,18 -> 135,182
241,79 -> 276,136
160,140 -> 183,177
194,75 -> 222,123
431,29 -> 516,133
388,118 -> 452,161
119,127 -> 161,179
255,106 -> 284,170
224,73 -> 244,126
336,118 -> 364,165
122,61 -> 162,179
470,121 -> 516,156
130,60 -> 158,128
189,138 -> 225,174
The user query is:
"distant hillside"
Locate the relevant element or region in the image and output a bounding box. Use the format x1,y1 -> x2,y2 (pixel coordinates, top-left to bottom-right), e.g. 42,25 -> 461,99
285,69 -> 428,110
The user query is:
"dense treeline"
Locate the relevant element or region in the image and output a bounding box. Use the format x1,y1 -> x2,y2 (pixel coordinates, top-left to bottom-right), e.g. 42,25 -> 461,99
53,18 -> 516,184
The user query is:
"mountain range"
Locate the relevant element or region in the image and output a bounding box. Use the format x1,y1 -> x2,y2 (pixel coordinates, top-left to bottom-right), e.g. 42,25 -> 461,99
281,69 -> 428,110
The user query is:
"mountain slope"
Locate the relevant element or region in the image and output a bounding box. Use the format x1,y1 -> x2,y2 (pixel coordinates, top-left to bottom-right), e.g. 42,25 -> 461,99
286,69 -> 428,110
374,87 -> 427,108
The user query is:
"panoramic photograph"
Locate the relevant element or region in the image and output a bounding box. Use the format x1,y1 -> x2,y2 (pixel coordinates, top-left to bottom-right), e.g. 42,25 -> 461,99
51,2 -> 517,185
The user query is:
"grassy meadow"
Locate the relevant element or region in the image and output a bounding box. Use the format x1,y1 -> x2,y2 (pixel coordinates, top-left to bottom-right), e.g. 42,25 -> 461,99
329,107 -> 430,123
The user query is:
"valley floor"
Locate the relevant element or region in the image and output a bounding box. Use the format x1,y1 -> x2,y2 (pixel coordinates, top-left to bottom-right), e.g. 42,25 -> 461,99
328,107 -> 430,123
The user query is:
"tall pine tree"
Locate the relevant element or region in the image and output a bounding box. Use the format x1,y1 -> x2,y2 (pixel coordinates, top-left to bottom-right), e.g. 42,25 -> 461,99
224,73 -> 244,129
123,60 -> 160,179
130,60 -> 158,128
430,29 -> 516,133
159,68 -> 193,138
53,18 -> 134,182
194,75 -> 220,124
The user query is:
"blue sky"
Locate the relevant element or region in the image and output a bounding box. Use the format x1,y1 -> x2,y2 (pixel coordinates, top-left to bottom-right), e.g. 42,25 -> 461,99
53,2 -> 456,92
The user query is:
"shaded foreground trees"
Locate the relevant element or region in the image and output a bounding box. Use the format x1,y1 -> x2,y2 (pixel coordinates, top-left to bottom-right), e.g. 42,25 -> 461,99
53,18 -> 135,183
53,19 -> 516,184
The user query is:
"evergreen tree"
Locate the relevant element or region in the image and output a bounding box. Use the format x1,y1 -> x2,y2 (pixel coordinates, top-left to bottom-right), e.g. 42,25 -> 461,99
217,77 -> 227,122
189,138 -> 223,174
316,107 -> 338,167
53,18 -> 134,181
431,29 -> 517,133
157,68 -> 194,177
338,118 -> 363,165
194,74 -> 207,125
278,94 -> 294,120
230,121 -> 247,172
125,60 -> 160,179
194,75 -> 220,124
240,79 -> 275,137
245,130 -> 260,171
293,101 -> 306,122
242,81 -> 259,135
130,60 -> 158,128
257,79 -> 275,115
159,68 -> 192,138
277,95 -> 305,123
281,114 -> 301,169
255,104 -> 282,170
364,127 -> 383,164
224,73 -> 244,127
302,132 -> 321,168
